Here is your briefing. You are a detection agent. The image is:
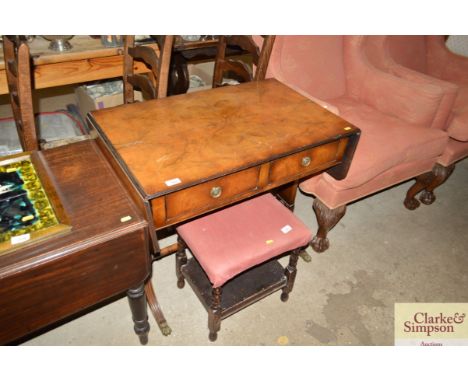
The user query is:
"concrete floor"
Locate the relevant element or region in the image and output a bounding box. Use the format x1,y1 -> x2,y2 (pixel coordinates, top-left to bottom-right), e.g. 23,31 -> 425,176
23,158 -> 468,346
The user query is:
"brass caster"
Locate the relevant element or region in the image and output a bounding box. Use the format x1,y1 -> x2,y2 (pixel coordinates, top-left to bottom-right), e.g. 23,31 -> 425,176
299,250 -> 312,263
159,322 -> 172,336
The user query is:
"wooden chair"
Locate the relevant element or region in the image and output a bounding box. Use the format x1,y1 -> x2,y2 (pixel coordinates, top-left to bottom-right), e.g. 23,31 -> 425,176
175,193 -> 311,341
3,36 -> 38,151
123,35 -> 174,104
212,35 -> 275,88
2,35 -> 87,153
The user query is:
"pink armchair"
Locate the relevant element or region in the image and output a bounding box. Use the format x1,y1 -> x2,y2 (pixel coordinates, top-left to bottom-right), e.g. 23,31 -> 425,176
379,36 -> 468,204
265,36 -> 451,252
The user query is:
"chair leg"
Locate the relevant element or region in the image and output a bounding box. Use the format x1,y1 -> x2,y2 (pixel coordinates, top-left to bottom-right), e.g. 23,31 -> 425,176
403,172 -> 434,210
208,287 -> 222,342
281,250 -> 300,302
419,163 -> 456,205
175,237 -> 187,289
311,198 -> 346,253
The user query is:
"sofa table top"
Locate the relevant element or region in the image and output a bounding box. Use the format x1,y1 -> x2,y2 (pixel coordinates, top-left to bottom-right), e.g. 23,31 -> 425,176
90,79 -> 359,198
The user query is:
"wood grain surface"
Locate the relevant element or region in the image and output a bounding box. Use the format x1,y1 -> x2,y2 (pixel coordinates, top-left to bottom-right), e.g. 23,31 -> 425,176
90,79 -> 359,198
0,140 -> 150,344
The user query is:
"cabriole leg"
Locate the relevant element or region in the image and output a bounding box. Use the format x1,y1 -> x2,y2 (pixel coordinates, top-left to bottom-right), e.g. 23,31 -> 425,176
311,198 -> 346,253
419,163 -> 456,205
403,172 -> 434,210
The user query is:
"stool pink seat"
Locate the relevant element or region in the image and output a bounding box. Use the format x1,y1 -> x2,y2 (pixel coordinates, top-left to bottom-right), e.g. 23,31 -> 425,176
176,193 -> 312,288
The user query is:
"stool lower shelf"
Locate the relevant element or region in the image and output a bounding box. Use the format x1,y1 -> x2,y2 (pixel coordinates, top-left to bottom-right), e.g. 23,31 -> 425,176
181,257 -> 287,319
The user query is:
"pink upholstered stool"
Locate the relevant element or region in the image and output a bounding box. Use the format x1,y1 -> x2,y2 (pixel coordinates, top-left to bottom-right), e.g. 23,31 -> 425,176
175,193 -> 312,341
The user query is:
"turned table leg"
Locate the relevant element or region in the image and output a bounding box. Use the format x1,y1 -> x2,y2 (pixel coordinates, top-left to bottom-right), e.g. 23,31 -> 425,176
127,284 -> 150,345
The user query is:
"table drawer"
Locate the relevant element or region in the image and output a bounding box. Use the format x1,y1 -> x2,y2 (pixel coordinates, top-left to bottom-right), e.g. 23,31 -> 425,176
269,140 -> 343,184
164,166 -> 260,222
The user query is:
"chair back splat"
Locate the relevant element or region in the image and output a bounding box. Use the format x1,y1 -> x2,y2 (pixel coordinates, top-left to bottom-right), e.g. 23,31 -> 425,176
123,35 -> 174,104
213,35 -> 275,88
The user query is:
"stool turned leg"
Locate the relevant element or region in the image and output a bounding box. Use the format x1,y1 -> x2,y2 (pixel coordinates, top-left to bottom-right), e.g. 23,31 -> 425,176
208,287 -> 222,342
127,284 -> 150,345
281,251 -> 300,302
419,163 -> 456,205
403,172 -> 434,210
176,237 -> 188,289
311,198 -> 346,253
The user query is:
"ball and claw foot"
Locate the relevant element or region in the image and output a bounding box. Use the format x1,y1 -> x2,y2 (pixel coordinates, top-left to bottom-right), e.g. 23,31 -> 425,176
419,190 -> 436,205
177,279 -> 185,289
158,321 -> 172,336
310,236 -> 329,253
280,292 -> 289,302
403,197 -> 420,211
209,332 -> 218,342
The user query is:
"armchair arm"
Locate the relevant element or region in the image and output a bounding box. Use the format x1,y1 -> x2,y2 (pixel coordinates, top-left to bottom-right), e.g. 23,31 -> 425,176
344,36 -> 448,128
427,36 -> 468,85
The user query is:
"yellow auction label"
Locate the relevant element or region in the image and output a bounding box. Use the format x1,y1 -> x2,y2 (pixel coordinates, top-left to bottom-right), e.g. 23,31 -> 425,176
395,303 -> 468,346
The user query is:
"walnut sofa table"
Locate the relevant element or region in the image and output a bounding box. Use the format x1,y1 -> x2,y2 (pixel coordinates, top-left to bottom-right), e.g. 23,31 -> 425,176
89,78 -> 360,332
0,140 -> 151,345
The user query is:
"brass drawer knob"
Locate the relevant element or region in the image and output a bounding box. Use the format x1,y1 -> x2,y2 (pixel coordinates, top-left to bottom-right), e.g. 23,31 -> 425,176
210,186 -> 222,198
301,156 -> 311,167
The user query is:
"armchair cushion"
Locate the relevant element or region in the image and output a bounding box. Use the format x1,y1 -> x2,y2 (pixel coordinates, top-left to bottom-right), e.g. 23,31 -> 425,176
176,194 -> 311,288
311,97 -> 448,190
